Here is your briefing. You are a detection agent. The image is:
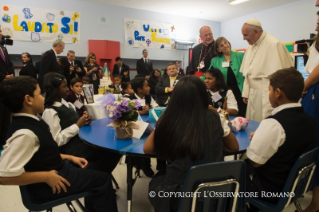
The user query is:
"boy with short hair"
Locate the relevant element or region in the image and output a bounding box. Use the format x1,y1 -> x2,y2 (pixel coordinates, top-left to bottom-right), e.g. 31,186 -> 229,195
130,77 -> 158,115
0,76 -> 118,212
246,68 -> 317,207
82,75 -> 90,85
66,77 -> 86,117
112,74 -> 122,94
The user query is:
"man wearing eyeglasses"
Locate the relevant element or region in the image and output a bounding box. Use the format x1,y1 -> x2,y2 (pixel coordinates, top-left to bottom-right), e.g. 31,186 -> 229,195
0,26 -> 14,150
64,50 -> 86,87
187,26 -> 217,77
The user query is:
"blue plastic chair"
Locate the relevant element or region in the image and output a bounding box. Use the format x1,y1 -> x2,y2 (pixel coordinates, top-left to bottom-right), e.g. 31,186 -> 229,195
247,147 -> 319,212
177,160 -> 246,212
19,186 -> 91,212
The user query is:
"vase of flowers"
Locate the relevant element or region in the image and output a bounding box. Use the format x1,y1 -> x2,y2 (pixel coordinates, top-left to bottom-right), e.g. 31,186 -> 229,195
104,94 -> 141,139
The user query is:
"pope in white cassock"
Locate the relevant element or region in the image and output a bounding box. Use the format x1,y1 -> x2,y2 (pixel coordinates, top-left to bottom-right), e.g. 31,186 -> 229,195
240,18 -> 293,122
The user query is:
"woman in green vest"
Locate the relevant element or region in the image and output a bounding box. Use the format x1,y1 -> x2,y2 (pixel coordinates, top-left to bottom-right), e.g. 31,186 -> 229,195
206,37 -> 246,117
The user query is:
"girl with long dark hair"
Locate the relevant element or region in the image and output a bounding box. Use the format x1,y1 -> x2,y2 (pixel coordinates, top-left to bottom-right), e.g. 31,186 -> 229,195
144,75 -> 238,212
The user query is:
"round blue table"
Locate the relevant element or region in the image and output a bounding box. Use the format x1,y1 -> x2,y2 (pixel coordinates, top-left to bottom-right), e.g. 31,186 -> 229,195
79,115 -> 259,212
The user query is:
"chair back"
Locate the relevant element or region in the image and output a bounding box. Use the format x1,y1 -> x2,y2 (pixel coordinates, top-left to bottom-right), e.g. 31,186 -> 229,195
281,146 -> 319,207
19,185 -> 91,211
247,147 -> 319,211
177,160 -> 246,212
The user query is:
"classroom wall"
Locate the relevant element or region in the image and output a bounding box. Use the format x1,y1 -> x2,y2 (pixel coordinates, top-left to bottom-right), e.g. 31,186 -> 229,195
2,0 -> 221,70
221,0 -> 317,50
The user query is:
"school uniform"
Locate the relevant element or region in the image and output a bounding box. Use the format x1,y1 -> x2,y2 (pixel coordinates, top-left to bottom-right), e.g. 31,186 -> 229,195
207,89 -> 238,111
149,110 -> 231,212
0,113 -> 117,212
42,101 -> 121,174
128,94 -> 161,173
66,90 -> 86,117
246,103 -> 316,204
130,93 -> 158,110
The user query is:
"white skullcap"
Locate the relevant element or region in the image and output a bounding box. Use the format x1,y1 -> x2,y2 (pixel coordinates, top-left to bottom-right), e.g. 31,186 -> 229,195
244,18 -> 262,27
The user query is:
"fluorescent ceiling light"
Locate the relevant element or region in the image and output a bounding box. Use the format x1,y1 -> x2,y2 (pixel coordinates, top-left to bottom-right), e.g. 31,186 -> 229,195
229,0 -> 250,5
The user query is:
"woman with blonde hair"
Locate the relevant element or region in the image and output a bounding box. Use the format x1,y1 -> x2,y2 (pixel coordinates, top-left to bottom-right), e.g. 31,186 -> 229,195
84,52 -> 102,94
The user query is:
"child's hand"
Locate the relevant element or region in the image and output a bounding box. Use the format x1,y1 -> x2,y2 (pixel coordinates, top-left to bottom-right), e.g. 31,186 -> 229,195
208,105 -> 217,111
83,111 -> 92,125
70,156 -> 88,169
46,170 -> 70,194
249,132 -> 255,140
143,105 -> 150,112
77,114 -> 87,128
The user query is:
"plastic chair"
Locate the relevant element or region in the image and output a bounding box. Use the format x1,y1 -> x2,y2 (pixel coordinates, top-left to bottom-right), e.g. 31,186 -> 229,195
19,186 -> 91,212
247,147 -> 319,212
177,160 -> 246,212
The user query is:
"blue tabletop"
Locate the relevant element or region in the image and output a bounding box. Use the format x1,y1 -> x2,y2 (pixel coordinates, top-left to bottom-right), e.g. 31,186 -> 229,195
79,115 -> 260,155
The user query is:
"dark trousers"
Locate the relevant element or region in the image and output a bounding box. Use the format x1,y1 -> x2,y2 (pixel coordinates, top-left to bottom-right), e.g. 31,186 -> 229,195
126,156 -> 166,171
0,102 -> 11,146
245,160 -> 279,212
29,160 -> 118,212
59,136 -> 121,174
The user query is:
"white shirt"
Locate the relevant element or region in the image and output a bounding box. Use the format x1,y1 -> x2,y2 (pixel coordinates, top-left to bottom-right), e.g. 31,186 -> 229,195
134,93 -> 158,109
0,113 -> 41,177
209,90 -> 238,111
305,42 -> 319,74
42,101 -> 79,147
246,103 -> 301,165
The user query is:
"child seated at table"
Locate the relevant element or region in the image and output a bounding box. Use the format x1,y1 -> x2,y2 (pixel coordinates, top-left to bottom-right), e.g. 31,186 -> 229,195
130,77 -> 158,115
42,72 -> 121,174
246,68 -> 317,209
127,77 -> 159,177
82,75 -> 90,85
112,75 -> 122,94
144,75 -> 239,212
121,82 -> 134,97
66,77 -> 86,117
205,67 -> 238,116
0,76 -> 118,212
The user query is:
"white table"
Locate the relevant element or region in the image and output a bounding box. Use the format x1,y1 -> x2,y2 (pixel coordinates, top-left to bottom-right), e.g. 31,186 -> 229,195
85,94 -> 119,120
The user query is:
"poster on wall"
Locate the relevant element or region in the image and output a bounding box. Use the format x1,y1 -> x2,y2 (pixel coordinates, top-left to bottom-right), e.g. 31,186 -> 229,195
124,18 -> 175,50
0,4 -> 80,43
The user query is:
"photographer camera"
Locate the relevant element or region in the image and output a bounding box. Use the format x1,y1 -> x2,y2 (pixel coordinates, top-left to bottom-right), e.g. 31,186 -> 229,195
0,26 -> 14,150
295,33 -> 315,66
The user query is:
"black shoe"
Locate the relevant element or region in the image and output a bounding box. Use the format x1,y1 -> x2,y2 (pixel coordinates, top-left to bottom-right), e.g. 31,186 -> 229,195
141,166 -> 154,177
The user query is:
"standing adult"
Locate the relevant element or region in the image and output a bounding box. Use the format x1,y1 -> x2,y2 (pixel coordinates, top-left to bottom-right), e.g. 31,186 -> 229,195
175,61 -> 185,76
187,26 -> 216,77
155,62 -> 183,106
19,52 -> 37,79
83,52 -> 102,94
0,26 -> 14,149
34,52 -> 44,78
240,18 -> 293,122
302,10 -> 319,212
113,57 -> 130,82
39,40 -> 65,90
65,50 -> 86,86
136,49 -> 153,80
209,37 -> 246,117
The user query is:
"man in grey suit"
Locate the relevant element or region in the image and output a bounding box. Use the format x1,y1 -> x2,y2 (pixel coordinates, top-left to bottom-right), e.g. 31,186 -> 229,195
155,62 -> 183,106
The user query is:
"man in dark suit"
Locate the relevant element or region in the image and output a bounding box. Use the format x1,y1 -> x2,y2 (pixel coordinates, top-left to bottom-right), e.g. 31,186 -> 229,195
65,50 -> 86,86
0,27 -> 14,149
155,62 -> 183,106
39,39 -> 65,90
34,52 -> 44,78
113,57 -> 130,82
136,49 -> 153,80
188,26 -> 216,76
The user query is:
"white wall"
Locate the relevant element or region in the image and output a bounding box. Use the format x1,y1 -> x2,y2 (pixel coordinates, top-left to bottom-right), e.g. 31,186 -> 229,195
2,0 -> 220,64
221,0 -> 317,50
